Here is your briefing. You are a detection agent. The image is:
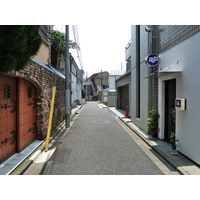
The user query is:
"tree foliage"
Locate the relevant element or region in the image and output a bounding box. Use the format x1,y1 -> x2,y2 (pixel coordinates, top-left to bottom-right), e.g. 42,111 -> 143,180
0,25 -> 42,73
51,30 -> 79,59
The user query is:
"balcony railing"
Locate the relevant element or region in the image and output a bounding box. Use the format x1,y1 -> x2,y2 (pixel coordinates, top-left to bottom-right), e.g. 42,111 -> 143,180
125,39 -> 131,51
125,39 -> 131,61
40,25 -> 51,45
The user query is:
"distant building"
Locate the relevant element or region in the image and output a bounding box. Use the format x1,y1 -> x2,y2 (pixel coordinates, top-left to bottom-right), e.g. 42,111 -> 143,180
70,57 -> 84,107
116,50 -> 132,111
85,71 -> 109,101
106,70 -> 125,107
51,50 -> 84,107
109,70 -> 126,90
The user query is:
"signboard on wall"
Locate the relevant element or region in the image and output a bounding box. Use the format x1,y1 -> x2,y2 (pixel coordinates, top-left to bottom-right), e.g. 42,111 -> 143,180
145,54 -> 159,67
175,98 -> 186,110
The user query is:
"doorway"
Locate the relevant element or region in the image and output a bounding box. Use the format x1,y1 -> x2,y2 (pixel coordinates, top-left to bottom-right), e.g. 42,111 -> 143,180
119,84 -> 129,111
164,79 -> 176,141
17,78 -> 37,151
0,75 -> 17,163
0,75 -> 37,163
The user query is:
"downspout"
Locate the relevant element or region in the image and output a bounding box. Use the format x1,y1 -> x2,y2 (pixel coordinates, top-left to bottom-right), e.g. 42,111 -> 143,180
146,26 -> 154,111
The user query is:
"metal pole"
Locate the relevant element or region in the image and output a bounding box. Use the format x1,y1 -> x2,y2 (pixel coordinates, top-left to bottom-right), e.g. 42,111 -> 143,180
65,25 -> 70,128
45,86 -> 56,152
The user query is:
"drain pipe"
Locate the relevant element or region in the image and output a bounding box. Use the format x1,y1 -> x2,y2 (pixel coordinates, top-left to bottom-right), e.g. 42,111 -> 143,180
145,27 -> 154,110
145,27 -> 153,54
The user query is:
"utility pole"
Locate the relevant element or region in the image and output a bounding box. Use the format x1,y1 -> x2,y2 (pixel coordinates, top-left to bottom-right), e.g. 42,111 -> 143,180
65,25 -> 70,128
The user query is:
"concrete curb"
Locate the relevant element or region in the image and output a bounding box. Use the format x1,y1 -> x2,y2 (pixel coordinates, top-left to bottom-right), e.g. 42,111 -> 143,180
118,118 -> 187,175
10,104 -> 84,175
92,103 -> 195,174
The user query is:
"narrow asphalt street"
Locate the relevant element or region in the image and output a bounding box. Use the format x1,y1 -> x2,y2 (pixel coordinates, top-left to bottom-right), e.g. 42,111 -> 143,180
28,102 -> 179,175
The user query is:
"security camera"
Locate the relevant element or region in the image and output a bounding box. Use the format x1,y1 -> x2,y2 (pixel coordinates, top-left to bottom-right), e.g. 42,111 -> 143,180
145,28 -> 151,32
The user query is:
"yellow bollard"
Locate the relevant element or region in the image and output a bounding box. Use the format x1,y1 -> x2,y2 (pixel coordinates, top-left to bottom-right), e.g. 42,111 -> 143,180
45,86 -> 56,152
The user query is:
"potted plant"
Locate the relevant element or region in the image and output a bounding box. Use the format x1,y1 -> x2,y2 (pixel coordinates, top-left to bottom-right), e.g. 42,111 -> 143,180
169,134 -> 179,155
147,109 -> 160,137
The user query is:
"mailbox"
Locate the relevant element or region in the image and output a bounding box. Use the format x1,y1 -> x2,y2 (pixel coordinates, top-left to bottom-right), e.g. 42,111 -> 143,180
175,98 -> 186,110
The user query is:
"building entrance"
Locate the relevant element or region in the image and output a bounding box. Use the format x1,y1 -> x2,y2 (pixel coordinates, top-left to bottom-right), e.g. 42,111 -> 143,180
118,84 -> 129,111
0,75 -> 37,163
164,79 -> 176,141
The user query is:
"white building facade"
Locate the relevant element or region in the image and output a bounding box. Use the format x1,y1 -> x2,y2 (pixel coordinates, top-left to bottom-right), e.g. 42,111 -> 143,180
107,70 -> 125,107
129,25 -> 200,165
157,26 -> 200,165
109,70 -> 126,90
59,54 -> 84,107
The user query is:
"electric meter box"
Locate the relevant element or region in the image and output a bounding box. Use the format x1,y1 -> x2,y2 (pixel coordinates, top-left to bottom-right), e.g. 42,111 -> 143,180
175,98 -> 186,111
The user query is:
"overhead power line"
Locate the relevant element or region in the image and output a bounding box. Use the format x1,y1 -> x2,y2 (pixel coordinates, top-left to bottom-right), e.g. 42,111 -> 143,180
72,25 -> 83,70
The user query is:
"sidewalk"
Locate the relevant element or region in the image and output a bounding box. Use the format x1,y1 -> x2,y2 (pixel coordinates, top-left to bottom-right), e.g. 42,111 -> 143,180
0,105 -> 82,175
103,105 -> 200,175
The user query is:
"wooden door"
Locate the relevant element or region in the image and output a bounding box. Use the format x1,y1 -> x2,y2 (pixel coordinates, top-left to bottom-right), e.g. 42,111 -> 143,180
0,75 -> 17,163
17,79 -> 37,151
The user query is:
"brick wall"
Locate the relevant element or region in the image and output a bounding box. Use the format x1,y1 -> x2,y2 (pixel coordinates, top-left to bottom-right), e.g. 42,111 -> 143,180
7,60 -> 66,140
154,25 -> 200,53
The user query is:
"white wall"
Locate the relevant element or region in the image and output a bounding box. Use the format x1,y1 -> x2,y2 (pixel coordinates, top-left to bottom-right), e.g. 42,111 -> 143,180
130,26 -> 137,119
158,32 -> 200,165
76,78 -> 82,103
71,72 -> 77,103
130,25 -> 149,131
109,76 -> 117,90
109,75 -> 123,90
71,63 -> 78,105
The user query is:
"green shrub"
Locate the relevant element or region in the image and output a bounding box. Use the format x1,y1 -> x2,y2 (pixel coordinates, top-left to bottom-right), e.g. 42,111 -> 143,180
147,109 -> 160,137
103,102 -> 108,106
169,135 -> 179,150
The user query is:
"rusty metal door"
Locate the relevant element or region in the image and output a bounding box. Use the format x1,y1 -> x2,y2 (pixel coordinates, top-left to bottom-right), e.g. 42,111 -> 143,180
0,75 -> 17,163
17,79 -> 37,151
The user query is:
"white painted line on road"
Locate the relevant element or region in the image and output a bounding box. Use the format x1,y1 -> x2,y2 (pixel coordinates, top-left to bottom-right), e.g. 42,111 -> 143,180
97,103 -> 102,108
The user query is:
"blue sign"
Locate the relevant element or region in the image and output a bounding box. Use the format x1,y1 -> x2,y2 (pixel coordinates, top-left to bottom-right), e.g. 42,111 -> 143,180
145,54 -> 159,67
176,100 -> 181,107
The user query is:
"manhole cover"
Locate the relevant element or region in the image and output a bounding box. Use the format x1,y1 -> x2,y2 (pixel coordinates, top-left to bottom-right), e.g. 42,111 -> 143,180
91,120 -> 110,124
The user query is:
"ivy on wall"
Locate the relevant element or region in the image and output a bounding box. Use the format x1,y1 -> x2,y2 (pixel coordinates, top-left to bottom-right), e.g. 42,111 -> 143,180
51,30 -> 79,62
